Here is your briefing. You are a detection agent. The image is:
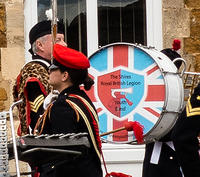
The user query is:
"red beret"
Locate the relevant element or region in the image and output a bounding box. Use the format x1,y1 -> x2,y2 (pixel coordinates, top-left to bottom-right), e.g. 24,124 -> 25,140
53,44 -> 90,69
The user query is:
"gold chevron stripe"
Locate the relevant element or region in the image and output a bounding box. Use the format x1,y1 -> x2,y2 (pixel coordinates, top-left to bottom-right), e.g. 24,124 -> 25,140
66,99 -> 101,160
186,97 -> 200,117
29,95 -> 44,113
197,96 -> 200,100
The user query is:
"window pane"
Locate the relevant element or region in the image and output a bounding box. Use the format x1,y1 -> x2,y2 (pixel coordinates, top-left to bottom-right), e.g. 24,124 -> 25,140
38,0 -> 50,20
37,0 -> 87,55
98,0 -> 146,47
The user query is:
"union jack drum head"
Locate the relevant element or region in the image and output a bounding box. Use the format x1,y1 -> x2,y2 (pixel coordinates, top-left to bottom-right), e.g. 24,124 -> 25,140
87,43 -> 184,144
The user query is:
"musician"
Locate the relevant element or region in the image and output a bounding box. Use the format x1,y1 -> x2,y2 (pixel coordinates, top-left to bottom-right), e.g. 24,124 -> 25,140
34,44 -> 103,177
142,41 -> 184,177
171,84 -> 200,177
13,20 -> 67,135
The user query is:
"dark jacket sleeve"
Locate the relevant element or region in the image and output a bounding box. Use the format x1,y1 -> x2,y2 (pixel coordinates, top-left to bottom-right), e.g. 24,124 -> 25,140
48,97 -> 80,134
171,84 -> 200,177
26,81 -> 46,131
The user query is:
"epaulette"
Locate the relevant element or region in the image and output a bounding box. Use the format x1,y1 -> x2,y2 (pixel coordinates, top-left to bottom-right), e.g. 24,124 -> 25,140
29,59 -> 50,71
186,83 -> 200,117
13,59 -> 51,135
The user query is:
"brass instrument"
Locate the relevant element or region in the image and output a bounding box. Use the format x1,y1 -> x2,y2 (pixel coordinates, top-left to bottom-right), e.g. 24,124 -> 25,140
183,64 -> 200,101
172,58 -> 200,101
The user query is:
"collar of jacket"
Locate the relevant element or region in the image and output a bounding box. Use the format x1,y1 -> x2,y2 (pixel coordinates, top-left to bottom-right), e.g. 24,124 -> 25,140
32,54 -> 51,64
59,86 -> 81,97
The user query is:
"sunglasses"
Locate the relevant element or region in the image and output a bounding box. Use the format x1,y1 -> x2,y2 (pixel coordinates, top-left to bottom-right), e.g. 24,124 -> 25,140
49,64 -> 60,72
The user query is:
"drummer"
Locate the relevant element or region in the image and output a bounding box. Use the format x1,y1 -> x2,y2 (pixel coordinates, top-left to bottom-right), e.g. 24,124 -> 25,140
34,44 -> 103,177
171,81 -> 200,176
142,39 -> 184,177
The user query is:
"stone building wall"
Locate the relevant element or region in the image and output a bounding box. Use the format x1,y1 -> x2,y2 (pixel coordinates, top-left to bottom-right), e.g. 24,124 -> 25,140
184,0 -> 200,72
163,0 -> 200,72
0,2 -> 8,111
0,0 -> 25,174
0,0 -> 24,112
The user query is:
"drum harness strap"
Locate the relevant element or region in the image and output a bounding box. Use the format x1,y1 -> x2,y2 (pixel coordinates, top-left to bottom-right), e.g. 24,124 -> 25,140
150,141 -> 175,164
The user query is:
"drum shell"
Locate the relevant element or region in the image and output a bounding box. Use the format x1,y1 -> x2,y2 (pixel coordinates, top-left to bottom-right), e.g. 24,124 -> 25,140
88,43 -> 184,144
139,47 -> 184,143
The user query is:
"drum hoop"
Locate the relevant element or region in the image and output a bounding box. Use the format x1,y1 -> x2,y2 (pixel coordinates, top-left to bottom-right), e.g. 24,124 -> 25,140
89,42 -> 151,59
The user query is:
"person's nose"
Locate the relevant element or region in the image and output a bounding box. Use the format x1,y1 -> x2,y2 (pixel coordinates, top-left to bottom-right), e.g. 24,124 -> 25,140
59,40 -> 67,47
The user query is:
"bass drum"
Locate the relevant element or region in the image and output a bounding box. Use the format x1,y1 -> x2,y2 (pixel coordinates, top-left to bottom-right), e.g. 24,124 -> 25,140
87,42 -> 184,144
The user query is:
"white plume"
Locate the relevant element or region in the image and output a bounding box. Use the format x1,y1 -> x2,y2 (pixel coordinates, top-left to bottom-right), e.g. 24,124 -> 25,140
45,9 -> 52,20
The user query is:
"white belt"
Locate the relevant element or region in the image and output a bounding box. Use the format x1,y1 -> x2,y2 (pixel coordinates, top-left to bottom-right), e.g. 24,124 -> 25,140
150,141 -> 184,176
150,141 -> 174,164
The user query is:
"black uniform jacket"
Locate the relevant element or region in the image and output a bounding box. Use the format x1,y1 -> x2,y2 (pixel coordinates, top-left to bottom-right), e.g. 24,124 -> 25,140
142,131 -> 183,177
38,86 -> 103,177
172,83 -> 200,177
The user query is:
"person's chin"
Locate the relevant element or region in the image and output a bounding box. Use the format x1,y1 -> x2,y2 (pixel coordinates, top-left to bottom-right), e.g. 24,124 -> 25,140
49,82 -> 55,89
52,85 -> 57,90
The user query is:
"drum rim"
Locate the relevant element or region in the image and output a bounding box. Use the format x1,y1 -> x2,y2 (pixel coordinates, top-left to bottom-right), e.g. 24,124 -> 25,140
89,42 -> 149,59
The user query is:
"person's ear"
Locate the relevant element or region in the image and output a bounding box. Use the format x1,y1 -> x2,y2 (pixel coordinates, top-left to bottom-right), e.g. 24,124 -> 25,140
62,71 -> 69,81
36,40 -> 44,52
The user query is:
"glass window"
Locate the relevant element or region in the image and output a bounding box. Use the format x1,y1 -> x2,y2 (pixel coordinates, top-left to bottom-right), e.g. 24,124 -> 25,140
37,0 -> 146,55
98,0 -> 146,47
38,0 -> 87,55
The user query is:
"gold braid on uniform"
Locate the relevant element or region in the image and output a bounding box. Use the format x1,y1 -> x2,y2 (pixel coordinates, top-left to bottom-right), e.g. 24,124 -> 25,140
65,96 -> 102,160
34,103 -> 53,135
30,94 -> 45,113
186,95 -> 200,117
13,62 -> 52,135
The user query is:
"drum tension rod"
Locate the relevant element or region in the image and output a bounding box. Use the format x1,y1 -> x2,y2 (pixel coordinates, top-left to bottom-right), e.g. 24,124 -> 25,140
161,110 -> 181,113
161,70 -> 180,75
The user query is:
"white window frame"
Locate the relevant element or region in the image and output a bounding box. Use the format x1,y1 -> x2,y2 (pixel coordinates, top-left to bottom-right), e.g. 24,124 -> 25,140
24,0 -> 38,62
24,0 -> 162,59
146,0 -> 163,51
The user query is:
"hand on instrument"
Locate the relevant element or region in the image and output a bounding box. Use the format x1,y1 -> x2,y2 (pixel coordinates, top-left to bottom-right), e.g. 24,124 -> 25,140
43,90 -> 59,110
